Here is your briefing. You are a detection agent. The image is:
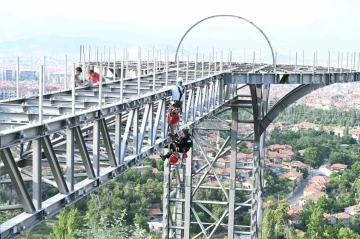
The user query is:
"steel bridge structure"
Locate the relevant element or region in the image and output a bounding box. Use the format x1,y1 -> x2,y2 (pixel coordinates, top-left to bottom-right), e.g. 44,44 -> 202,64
0,26 -> 360,238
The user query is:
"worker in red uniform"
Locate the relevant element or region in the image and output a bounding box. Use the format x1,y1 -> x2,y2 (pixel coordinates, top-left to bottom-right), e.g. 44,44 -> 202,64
167,77 -> 185,139
88,69 -> 105,84
160,125 -> 192,164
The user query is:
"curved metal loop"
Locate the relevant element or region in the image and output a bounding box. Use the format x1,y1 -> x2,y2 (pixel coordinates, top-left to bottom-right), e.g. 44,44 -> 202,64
174,14 -> 276,71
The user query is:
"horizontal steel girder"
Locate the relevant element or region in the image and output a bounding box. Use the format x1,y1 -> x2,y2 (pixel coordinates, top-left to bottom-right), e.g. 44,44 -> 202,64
0,73 -> 225,150
0,72 -> 236,238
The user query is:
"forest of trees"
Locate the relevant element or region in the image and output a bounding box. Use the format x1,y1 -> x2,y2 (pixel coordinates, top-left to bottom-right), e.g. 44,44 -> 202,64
264,121 -> 360,238
270,127 -> 359,167
275,105 -> 360,127
262,159 -> 360,238
19,162 -> 165,239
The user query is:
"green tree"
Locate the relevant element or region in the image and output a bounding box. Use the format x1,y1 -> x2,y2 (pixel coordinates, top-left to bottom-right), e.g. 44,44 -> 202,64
134,213 -> 149,230
298,167 -> 309,179
48,208 -> 82,239
338,227 -> 360,239
305,207 -> 326,239
274,200 -> 290,226
156,159 -> 164,171
262,209 -> 276,239
350,214 -> 360,233
303,147 -> 323,167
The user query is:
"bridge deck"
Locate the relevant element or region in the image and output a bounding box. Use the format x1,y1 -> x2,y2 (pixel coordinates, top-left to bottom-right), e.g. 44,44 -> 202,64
0,60 -> 359,238
0,62 -> 358,140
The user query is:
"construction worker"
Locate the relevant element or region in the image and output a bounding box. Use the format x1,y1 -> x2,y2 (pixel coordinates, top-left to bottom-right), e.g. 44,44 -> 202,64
88,69 -> 106,84
167,77 -> 185,138
74,67 -> 92,87
160,125 -> 192,163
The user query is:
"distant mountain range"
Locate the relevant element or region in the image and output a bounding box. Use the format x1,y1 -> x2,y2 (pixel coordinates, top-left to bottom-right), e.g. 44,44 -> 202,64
0,35 -> 306,64
0,35 -> 196,58
0,35 -> 123,54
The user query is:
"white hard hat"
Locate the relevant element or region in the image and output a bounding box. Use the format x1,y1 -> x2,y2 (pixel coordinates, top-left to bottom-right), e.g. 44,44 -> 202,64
181,124 -> 190,131
177,77 -> 183,83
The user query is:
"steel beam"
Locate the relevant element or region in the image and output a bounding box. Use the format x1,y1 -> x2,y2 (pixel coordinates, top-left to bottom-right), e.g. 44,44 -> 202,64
66,128 -> 75,191
1,148 -> 35,213
42,136 -> 69,194
74,126 -> 96,179
100,118 -> 117,167
32,138 -> 42,210
93,119 -> 101,177
114,113 -> 122,164
228,106 -> 238,239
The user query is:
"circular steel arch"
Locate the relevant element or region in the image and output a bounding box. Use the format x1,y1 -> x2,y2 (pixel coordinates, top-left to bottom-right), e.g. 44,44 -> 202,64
174,14 -> 276,70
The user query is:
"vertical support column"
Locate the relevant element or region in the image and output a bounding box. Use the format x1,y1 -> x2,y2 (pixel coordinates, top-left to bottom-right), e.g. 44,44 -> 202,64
115,113 -> 122,164
208,52 -> 211,76
80,45 -> 82,62
43,56 -> 46,93
202,53 -> 204,79
32,138 -> 42,210
133,108 -> 139,155
99,61 -> 103,108
153,58 -> 157,93
227,106 -> 238,239
93,119 -> 101,177
148,104 -> 154,146
147,50 -> 150,74
194,47 -> 198,80
16,57 -> 19,98
251,137 -> 261,239
161,98 -> 167,138
109,46 -> 111,64
39,65 -> 44,124
96,46 -> 99,65
182,47 -> 184,62
126,47 -> 129,78
71,63 -> 76,114
163,160 -> 171,239
176,56 -> 180,79
249,84 -> 266,239
138,47 -> 141,97
183,139 -> 193,239
65,55 -> 68,89
175,166 -> 184,239
113,47 -> 116,82
66,127 -> 75,192
165,48 -> 169,87
121,48 -> 125,101
218,79 -> 224,105
220,51 -> 223,72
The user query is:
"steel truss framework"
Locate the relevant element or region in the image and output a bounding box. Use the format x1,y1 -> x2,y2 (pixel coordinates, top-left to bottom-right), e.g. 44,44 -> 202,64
0,59 -> 358,239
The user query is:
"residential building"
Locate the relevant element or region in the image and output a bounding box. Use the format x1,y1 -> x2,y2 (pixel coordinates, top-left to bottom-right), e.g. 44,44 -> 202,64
289,213 -> 302,225
147,221 -> 163,234
319,165 -> 332,177
299,192 -> 326,207
323,212 -> 351,227
344,204 -> 360,216
310,176 -> 331,184
280,171 -> 303,185
331,163 -> 348,172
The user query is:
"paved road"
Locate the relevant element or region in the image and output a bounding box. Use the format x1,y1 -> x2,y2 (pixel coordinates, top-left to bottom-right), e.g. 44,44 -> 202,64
288,168 -> 320,206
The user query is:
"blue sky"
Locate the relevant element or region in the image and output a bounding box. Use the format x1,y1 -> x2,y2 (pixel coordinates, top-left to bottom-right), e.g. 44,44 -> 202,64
0,0 -> 359,63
